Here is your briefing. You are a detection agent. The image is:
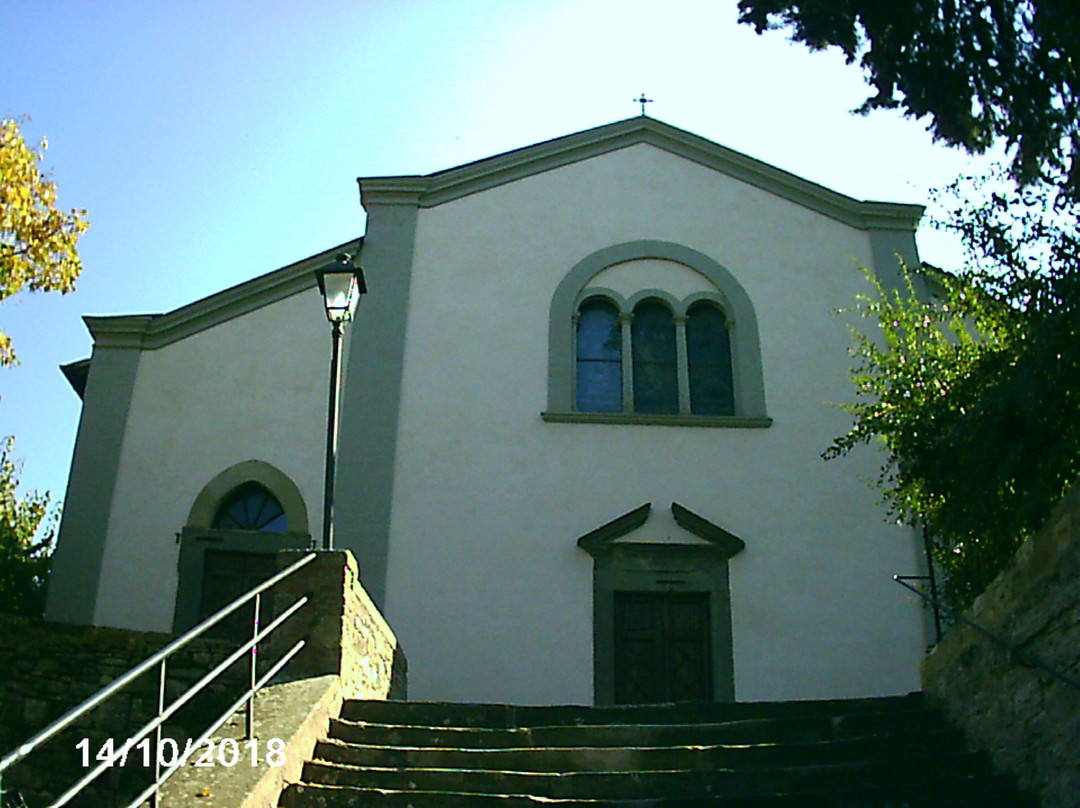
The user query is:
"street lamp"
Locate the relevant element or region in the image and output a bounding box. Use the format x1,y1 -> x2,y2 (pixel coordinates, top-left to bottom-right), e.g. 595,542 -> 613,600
315,253 -> 366,550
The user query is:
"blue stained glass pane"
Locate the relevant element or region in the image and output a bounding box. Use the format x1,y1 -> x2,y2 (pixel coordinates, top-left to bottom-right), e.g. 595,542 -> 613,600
576,301 -> 622,412
577,301 -> 622,360
687,304 -> 734,415
632,301 -> 678,414
577,360 -> 622,412
212,483 -> 287,532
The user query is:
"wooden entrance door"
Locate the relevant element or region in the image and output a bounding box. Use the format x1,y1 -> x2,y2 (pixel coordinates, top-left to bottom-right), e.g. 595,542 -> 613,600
198,550 -> 278,639
613,592 -> 711,704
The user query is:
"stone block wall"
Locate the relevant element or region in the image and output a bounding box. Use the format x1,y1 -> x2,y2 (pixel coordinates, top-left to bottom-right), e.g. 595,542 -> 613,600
1,549 -> 406,808
922,482 -> 1080,808
0,614 -> 246,808
271,549 -> 406,700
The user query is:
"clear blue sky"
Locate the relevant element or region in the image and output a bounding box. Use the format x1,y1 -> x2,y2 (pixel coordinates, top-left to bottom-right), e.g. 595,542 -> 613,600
3,0 -> 990,506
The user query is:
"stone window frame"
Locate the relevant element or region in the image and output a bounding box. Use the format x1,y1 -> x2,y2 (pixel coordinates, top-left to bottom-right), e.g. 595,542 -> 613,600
172,460 -> 311,633
544,240 -> 771,428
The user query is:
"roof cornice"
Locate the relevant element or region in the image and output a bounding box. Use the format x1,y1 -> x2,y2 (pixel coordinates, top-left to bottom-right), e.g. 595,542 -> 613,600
84,238 -> 362,350
359,117 -> 924,231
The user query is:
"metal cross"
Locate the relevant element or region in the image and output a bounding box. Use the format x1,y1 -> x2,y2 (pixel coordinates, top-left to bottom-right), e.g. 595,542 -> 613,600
634,93 -> 653,116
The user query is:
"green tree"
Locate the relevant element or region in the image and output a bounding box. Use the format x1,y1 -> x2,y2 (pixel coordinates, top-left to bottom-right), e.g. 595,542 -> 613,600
1,116 -> 88,365
737,0 -> 1080,197
0,437 -> 56,617
828,178 -> 1080,607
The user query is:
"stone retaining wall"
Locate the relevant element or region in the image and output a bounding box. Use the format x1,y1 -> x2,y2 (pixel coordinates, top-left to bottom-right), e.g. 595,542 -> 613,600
0,549 -> 406,808
0,613 -> 246,807
922,482 -> 1080,808
271,549 -> 407,700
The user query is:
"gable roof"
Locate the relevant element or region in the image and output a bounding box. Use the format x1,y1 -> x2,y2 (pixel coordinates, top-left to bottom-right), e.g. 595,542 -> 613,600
359,116 -> 924,231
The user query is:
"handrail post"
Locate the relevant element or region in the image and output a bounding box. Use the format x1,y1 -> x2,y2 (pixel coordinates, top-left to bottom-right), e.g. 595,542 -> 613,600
921,527 -> 943,643
246,593 -> 260,740
152,657 -> 166,808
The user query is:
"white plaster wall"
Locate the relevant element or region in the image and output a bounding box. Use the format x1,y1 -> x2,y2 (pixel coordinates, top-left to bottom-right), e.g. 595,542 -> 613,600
384,143 -> 925,704
587,259 -> 716,300
94,288 -> 330,631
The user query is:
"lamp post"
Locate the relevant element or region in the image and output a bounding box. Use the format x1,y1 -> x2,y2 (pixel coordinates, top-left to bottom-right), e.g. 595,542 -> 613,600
315,253 -> 366,551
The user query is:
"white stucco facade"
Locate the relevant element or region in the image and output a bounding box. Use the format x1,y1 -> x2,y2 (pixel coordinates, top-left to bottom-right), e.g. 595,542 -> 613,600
380,142 -> 924,704
91,288 -> 330,631
49,118 -> 928,706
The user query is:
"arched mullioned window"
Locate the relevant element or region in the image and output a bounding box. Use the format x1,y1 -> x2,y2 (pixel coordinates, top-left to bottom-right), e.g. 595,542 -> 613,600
686,303 -> 734,416
576,299 -> 623,412
574,294 -> 737,418
550,241 -> 769,425
211,482 -> 287,532
631,300 -> 678,414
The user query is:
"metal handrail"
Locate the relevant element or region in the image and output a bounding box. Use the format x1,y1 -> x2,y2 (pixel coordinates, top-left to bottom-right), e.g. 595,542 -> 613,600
894,574 -> 1080,692
0,551 -> 318,807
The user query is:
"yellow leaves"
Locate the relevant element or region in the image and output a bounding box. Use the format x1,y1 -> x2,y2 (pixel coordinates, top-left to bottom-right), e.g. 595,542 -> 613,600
0,117 -> 89,366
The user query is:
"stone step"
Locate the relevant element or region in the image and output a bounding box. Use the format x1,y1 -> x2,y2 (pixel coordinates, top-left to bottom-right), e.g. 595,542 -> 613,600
338,694 -> 925,728
279,695 -> 1033,808
312,727 -> 966,771
296,753 -> 987,800
281,772 -> 1024,808
328,709 -> 946,749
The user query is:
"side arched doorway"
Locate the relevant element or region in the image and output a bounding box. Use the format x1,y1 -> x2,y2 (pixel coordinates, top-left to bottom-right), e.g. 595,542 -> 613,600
173,461 -> 311,635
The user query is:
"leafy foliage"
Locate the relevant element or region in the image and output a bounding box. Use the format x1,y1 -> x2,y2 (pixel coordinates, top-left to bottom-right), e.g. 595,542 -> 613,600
737,0 -> 1080,198
0,437 -> 56,617
1,117 -> 88,366
828,178 -> 1080,608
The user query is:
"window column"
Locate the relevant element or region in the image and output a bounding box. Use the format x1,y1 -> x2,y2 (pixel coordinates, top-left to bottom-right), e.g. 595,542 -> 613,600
675,314 -> 690,414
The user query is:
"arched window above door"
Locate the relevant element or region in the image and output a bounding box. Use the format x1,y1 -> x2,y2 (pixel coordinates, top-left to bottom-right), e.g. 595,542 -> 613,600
211,482 -> 287,532
173,460 -> 310,633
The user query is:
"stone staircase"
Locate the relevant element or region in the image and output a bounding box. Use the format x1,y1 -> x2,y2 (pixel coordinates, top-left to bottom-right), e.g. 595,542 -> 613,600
279,694 -> 1033,807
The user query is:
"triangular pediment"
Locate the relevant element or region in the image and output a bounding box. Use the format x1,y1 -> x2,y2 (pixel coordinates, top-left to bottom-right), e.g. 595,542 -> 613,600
577,502 -> 745,559
359,116 -> 923,231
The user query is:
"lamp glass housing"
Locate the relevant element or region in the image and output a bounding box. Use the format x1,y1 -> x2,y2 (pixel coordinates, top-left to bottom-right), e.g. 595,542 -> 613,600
316,255 -> 365,323
321,273 -> 359,323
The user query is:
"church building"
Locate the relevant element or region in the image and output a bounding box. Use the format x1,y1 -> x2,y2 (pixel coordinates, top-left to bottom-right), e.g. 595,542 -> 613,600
45,117 -> 929,705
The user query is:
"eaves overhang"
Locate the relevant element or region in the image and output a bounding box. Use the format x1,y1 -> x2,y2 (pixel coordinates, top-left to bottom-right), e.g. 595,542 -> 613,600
82,238 -> 363,350
359,116 -> 924,231
60,358 -> 90,399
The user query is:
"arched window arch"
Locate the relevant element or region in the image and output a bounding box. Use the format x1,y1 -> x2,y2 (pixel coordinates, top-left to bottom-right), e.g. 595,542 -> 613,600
547,240 -> 769,426
211,482 -> 288,532
576,298 -> 623,413
631,300 -> 678,414
173,460 -> 310,633
686,302 -> 734,416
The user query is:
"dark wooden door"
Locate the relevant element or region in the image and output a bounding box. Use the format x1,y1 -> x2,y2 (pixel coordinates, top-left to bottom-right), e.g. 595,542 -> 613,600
198,550 -> 278,640
613,592 -> 711,704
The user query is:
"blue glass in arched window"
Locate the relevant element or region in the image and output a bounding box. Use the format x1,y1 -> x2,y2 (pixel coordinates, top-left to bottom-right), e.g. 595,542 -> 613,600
212,483 -> 287,532
576,300 -> 623,412
687,303 -> 734,416
632,301 -> 678,414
